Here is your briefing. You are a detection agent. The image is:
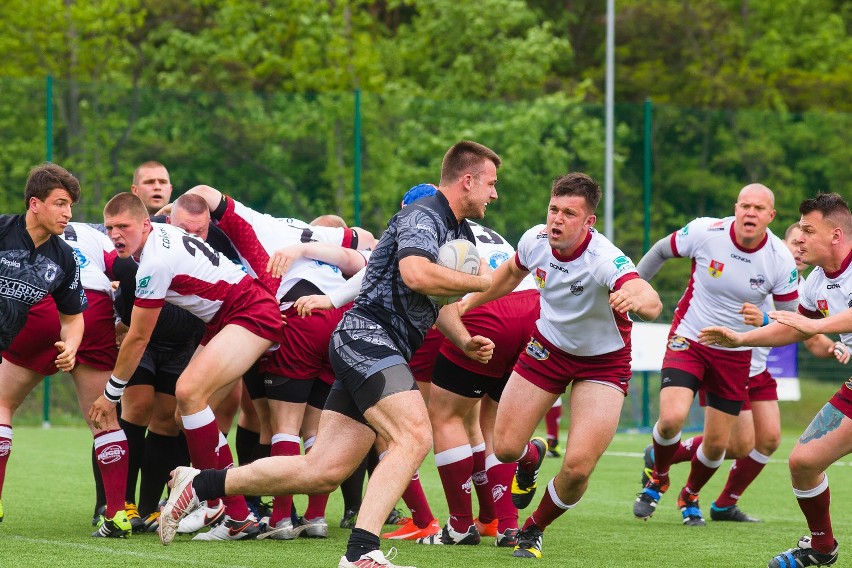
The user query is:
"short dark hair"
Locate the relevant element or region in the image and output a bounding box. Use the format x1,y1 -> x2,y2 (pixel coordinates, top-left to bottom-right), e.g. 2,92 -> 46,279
173,193 -> 210,216
133,161 -> 169,185
104,192 -> 149,220
551,173 -> 602,212
440,141 -> 501,185
25,163 -> 81,209
799,193 -> 852,234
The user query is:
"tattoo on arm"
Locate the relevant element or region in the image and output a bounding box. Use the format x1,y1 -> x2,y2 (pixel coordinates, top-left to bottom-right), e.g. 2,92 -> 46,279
800,403 -> 844,444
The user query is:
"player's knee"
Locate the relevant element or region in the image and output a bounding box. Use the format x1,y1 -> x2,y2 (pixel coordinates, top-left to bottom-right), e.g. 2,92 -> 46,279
726,436 -> 754,459
560,463 -> 593,487
493,440 -> 524,464
787,449 -> 818,477
174,381 -> 206,407
755,432 -> 781,455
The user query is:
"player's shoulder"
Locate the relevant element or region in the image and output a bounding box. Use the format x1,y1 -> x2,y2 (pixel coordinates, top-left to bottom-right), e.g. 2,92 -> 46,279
683,216 -> 730,235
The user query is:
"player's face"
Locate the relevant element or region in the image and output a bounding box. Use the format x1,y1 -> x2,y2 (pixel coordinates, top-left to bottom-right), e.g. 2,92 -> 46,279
463,160 -> 498,219
734,188 -> 775,245
170,208 -> 209,241
30,188 -> 73,236
797,211 -> 836,267
132,166 -> 172,214
784,227 -> 807,273
546,194 -> 595,253
104,211 -> 150,258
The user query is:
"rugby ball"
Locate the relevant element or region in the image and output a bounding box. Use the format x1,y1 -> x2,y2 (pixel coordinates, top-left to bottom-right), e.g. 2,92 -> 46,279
429,239 -> 480,306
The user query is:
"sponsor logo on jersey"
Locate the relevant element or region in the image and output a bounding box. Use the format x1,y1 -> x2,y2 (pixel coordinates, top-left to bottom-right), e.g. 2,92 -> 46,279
827,283 -> 840,290
707,221 -> 725,232
535,268 -> 546,289
730,253 -> 751,263
613,255 -> 632,272
0,257 -> 21,268
0,440 -> 10,456
570,281 -> 584,296
525,338 -> 549,360
708,260 -> 724,278
549,262 -> 570,274
817,299 -> 829,317
97,444 -> 126,465
749,274 -> 766,289
489,251 -> 509,270
667,336 -> 690,351
680,226 -> 689,236
415,223 -> 438,239
138,276 -> 151,288
0,276 -> 46,305
789,269 -> 798,284
73,248 -> 91,269
847,293 -> 852,309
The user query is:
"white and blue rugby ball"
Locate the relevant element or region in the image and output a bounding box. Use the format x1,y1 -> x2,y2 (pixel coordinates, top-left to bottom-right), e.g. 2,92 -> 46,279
429,239 -> 480,306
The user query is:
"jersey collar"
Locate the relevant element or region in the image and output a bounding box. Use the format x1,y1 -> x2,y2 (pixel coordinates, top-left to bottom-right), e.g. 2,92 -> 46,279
825,247 -> 852,279
551,229 -> 592,262
729,222 -> 767,253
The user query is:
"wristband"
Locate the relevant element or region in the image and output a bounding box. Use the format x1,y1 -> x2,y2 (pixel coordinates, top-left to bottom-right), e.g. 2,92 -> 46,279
104,374 -> 129,403
834,341 -> 847,356
762,312 -> 770,327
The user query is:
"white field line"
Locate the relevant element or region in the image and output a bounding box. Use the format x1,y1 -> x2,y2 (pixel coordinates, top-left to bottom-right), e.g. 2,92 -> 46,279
604,451 -> 852,467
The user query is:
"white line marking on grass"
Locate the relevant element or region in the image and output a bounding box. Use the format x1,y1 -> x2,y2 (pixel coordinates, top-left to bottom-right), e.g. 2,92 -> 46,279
8,536 -> 253,568
604,451 -> 852,467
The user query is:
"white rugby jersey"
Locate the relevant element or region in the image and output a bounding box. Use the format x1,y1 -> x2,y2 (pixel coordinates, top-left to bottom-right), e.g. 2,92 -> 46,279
749,298 -> 774,376
134,223 -> 250,322
469,221 -> 535,292
62,223 -> 117,295
515,225 -> 638,356
218,197 -> 356,300
669,217 -> 798,350
798,248 -> 852,348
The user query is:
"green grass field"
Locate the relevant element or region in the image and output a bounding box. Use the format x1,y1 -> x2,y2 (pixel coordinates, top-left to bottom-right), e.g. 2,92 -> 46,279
1,377 -> 850,567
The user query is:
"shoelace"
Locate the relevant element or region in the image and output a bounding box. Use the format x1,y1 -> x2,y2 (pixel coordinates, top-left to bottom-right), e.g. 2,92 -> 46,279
125,503 -> 140,519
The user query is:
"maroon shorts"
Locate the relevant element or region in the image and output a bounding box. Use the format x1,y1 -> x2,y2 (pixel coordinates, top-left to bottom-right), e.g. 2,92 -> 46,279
440,289 -> 539,378
409,327 -> 444,383
201,277 -> 283,347
513,329 -> 631,396
829,378 -> 852,419
263,303 -> 349,386
663,336 -> 751,402
4,291 -> 118,375
698,368 -> 779,411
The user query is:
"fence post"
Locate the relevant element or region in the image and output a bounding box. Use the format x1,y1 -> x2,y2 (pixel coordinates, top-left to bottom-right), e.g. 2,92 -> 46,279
43,76 -> 54,429
353,88 -> 362,228
641,97 -> 653,429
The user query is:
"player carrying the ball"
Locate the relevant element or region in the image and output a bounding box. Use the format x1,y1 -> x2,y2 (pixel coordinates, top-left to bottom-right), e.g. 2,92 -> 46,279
160,141 -> 499,568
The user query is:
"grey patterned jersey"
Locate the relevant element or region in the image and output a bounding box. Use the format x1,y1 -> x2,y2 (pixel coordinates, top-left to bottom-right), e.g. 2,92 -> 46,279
342,191 -> 475,360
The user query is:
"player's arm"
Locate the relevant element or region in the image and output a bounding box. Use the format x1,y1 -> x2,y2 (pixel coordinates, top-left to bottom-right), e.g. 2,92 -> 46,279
771,307 -> 852,336
457,256 -> 526,316
399,255 -> 490,298
89,305 -> 161,428
352,227 -> 376,250
267,242 -> 367,278
699,320 -> 810,349
609,277 -> 662,321
435,304 -> 494,364
55,311 -> 85,372
635,235 -> 676,280
802,334 -> 851,364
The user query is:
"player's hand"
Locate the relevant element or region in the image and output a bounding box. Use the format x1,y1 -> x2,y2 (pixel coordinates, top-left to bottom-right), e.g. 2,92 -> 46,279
697,326 -> 743,348
114,321 -> 129,347
739,302 -> 764,327
831,341 -> 850,364
54,341 -> 77,372
769,310 -> 821,335
266,245 -> 303,278
478,258 -> 493,276
609,288 -> 641,314
462,335 -> 494,364
89,395 -> 117,430
294,294 -> 333,317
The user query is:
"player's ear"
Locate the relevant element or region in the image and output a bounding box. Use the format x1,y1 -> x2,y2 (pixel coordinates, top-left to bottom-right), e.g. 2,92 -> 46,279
586,214 -> 596,228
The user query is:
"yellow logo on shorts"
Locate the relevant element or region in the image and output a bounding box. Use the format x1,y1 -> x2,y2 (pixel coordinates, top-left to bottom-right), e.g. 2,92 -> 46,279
525,338 -> 550,361
668,336 -> 690,351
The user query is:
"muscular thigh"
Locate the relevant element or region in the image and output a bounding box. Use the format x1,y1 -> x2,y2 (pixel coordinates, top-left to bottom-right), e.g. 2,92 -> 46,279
793,402 -> 852,472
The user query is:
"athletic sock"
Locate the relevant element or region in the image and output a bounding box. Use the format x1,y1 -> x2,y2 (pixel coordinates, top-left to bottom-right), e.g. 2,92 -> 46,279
269,434 -> 301,526
714,449 -> 769,508
181,407 -> 219,470
684,443 -> 724,495
118,417 -> 146,504
471,443 -> 495,523
235,425 -> 260,466
216,433 -> 251,520
544,400 -> 562,444
138,431 -> 180,516
0,425 -> 11,500
194,468 -> 228,502
794,475 -> 834,553
672,435 -> 702,464
401,470 -> 434,529
486,453 -> 518,533
435,444 -> 474,531
303,438 -> 329,519
521,478 -> 577,531
650,422 -> 681,479
345,527 -> 380,562
94,429 -> 129,518
91,443 -> 106,511
517,440 -> 542,471
340,456 -> 368,513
